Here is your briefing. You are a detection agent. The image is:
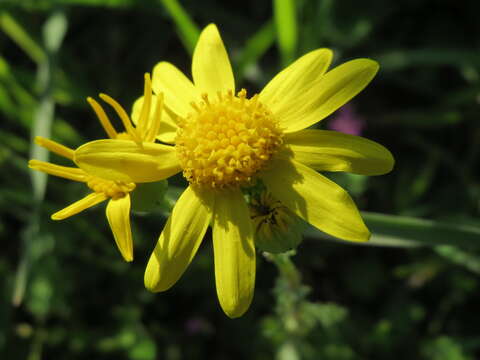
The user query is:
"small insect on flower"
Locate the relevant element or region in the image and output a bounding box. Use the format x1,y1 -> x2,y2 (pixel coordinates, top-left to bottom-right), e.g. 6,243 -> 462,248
28,74 -> 165,262
74,24 -> 394,318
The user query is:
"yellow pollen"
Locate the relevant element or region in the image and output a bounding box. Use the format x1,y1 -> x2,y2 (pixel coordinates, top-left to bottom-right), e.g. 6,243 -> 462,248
85,175 -> 135,200
175,89 -> 283,188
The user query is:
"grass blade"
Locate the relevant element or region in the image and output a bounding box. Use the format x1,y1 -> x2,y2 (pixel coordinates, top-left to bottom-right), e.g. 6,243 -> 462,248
235,20 -> 276,82
273,0 -> 297,66
306,212 -> 480,249
160,0 -> 200,55
14,10 -> 68,307
0,11 -> 46,64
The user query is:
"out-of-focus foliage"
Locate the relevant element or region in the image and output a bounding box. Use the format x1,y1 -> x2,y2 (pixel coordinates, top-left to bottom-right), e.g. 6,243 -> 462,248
1,0 -> 480,359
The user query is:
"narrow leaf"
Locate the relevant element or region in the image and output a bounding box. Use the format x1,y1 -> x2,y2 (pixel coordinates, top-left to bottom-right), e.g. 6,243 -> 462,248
160,0 -> 200,55
273,0 -> 298,66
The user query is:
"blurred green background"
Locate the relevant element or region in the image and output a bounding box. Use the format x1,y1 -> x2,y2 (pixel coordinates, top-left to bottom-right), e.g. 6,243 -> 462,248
1,0 -> 480,359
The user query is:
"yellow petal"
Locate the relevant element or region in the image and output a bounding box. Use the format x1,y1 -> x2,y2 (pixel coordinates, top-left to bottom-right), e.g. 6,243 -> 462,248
259,48 -> 333,110
131,96 -> 145,126
87,97 -> 118,139
285,129 -> 394,175
74,139 -> 181,183
144,186 -> 213,292
34,136 -> 75,160
261,158 -> 370,242
156,107 -> 180,144
212,189 -> 255,318
51,192 -> 107,220
106,195 -> 133,262
99,93 -> 142,145
192,24 -> 235,98
131,95 -> 178,144
278,59 -> 379,133
28,160 -> 86,182
152,61 -> 200,118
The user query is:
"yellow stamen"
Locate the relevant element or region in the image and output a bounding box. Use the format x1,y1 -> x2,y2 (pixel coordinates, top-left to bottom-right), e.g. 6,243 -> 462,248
28,160 -> 86,182
34,136 -> 75,160
175,89 -> 283,188
87,97 -> 118,139
99,93 -> 143,146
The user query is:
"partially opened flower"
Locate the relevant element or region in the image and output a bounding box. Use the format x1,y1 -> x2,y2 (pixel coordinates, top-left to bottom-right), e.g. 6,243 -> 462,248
249,190 -> 303,254
29,74 -> 163,261
74,24 -> 394,317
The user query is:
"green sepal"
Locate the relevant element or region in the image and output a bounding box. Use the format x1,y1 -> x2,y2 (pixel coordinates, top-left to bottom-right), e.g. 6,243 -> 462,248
130,180 -> 168,213
255,218 -> 304,254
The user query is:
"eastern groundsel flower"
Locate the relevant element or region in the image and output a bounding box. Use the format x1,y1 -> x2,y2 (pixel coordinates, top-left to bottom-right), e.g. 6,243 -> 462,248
29,74 -> 163,262
74,24 -> 394,317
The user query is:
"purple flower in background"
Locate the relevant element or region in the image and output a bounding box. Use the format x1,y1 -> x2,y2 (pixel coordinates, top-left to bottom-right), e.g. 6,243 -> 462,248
185,316 -> 214,335
328,105 -> 365,136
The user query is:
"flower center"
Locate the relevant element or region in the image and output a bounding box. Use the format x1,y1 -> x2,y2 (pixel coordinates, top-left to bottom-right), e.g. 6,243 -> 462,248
85,175 -> 136,199
175,89 -> 283,188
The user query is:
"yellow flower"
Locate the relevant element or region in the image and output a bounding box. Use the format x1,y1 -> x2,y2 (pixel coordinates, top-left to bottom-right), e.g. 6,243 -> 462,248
74,24 -> 394,317
29,74 -> 163,262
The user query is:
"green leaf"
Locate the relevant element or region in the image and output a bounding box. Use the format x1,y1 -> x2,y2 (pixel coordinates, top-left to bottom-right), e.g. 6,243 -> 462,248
0,12 -> 46,64
160,0 -> 200,55
43,11 -> 68,53
273,0 -> 297,66
421,336 -> 471,360
129,337 -> 156,360
377,49 -> 480,71
30,10 -> 69,202
0,0 -> 139,9
305,212 -> 480,248
305,302 -> 348,328
130,180 -> 169,213
235,20 -> 276,82
435,245 -> 480,275
384,109 -> 462,128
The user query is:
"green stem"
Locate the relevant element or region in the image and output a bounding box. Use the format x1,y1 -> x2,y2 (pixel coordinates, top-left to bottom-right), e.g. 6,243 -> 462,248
264,251 -> 306,359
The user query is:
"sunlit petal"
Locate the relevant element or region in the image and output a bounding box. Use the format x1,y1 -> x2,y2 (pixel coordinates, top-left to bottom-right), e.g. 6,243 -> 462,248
28,160 -> 86,182
261,157 -> 370,242
152,61 -> 200,118
106,194 -> 133,262
87,97 -> 118,139
192,23 -> 235,97
131,95 -> 178,144
286,129 -> 394,175
212,189 -> 255,318
74,139 -> 181,183
34,136 -> 75,160
51,192 -> 107,220
259,48 -> 333,110
144,186 -> 213,292
277,59 -> 379,133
